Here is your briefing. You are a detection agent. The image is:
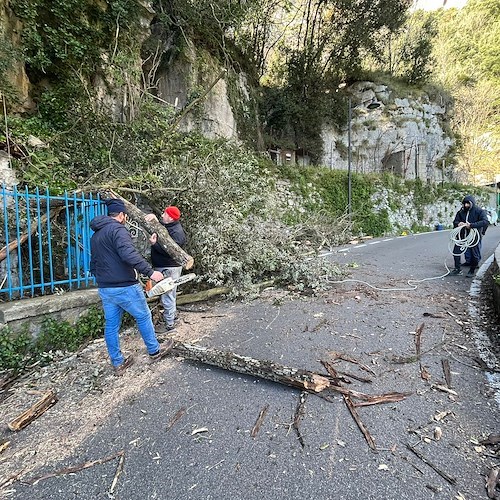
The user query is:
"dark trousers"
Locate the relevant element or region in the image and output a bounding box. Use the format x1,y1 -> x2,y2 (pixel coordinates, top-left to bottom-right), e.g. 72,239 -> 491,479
455,240 -> 482,270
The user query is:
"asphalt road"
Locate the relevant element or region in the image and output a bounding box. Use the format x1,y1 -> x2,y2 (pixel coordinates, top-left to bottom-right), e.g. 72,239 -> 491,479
7,227 -> 500,500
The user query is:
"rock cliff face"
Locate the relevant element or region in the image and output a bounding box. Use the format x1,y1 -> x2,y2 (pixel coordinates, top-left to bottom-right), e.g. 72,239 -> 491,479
321,82 -> 454,181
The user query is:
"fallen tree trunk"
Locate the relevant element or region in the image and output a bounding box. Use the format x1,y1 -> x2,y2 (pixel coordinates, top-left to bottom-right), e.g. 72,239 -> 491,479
172,342 -> 331,393
108,191 -> 194,270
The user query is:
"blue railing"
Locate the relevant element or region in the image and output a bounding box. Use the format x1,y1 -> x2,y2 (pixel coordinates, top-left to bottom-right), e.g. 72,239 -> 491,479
0,185 -> 103,300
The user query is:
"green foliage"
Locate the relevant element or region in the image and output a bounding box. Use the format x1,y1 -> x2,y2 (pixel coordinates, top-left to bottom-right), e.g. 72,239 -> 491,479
10,0 -> 142,81
0,31 -> 22,104
356,209 -> 391,237
0,326 -> 31,372
366,10 -> 437,85
0,307 -> 104,373
35,307 -> 104,352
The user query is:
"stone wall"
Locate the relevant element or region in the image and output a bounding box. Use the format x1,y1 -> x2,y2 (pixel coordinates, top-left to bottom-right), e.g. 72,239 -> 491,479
321,82 -> 453,181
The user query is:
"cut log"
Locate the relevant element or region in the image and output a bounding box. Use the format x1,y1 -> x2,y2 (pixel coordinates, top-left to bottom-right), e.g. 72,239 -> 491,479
8,390 -> 58,431
177,287 -> 230,305
172,342 -> 331,393
108,191 -> 194,270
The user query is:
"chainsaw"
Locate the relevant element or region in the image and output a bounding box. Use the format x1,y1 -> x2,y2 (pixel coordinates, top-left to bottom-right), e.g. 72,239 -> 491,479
146,273 -> 197,298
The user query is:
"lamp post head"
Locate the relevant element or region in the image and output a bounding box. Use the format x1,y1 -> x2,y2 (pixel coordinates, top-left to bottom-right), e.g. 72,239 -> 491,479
367,101 -> 381,110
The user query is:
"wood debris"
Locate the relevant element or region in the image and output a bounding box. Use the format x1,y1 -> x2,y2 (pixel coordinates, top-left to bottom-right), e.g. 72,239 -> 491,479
27,451 -> 125,486
166,407 -> 186,432
109,452 -> 125,495
328,351 -> 376,376
420,365 -> 431,381
441,359 -> 452,388
406,444 -> 456,485
486,467 -> 500,499
0,441 -> 10,454
480,434 -> 500,446
321,360 -> 376,450
251,405 -> 269,438
292,392 -> 307,448
344,395 -> 376,450
414,323 -> 424,357
432,384 -> 458,396
8,390 -> 58,431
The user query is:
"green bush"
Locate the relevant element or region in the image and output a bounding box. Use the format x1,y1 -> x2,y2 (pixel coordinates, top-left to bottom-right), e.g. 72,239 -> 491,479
0,326 -> 32,372
35,306 -> 104,352
0,307 -> 104,373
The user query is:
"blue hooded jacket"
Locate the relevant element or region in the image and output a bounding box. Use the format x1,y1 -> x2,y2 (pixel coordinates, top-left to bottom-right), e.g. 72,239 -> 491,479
90,215 -> 154,288
453,195 -> 489,234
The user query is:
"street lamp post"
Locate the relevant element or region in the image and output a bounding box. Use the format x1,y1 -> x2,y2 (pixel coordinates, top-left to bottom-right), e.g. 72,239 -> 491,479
346,98 -> 380,217
347,97 -> 353,218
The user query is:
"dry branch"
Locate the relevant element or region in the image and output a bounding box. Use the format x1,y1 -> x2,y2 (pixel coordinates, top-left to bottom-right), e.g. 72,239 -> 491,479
441,359 -> 452,388
251,405 -> 269,438
293,392 -> 307,448
8,390 -> 58,431
108,191 -> 194,269
414,323 -> 424,357
344,395 -> 376,450
329,351 -> 376,376
406,444 -> 457,485
0,207 -> 64,263
321,360 -> 376,450
28,451 -> 125,486
177,287 -> 230,305
167,70 -> 226,132
166,407 -> 186,432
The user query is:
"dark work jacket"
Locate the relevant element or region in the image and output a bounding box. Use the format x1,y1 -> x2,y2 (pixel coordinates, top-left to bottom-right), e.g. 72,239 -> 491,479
452,195 -> 489,236
90,215 -> 154,288
150,220 -> 187,268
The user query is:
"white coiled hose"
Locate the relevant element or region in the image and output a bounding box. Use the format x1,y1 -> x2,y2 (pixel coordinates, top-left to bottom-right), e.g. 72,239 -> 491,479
448,226 -> 481,256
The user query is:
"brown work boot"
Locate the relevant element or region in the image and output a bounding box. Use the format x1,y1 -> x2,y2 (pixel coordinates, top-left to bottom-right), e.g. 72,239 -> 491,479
114,355 -> 135,376
149,338 -> 175,362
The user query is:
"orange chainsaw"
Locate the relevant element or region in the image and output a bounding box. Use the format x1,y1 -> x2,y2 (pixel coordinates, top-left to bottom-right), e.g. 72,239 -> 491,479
145,273 -> 197,298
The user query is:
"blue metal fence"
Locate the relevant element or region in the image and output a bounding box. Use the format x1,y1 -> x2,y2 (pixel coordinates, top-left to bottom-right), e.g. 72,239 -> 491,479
0,185 -> 103,300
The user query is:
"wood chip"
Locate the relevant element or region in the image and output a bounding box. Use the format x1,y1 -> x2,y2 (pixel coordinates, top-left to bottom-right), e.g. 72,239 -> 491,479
251,405 -> 269,438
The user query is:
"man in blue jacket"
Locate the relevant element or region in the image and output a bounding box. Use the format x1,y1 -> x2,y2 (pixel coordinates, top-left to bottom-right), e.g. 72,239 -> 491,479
90,198 -> 173,375
450,195 -> 489,277
145,206 -> 187,333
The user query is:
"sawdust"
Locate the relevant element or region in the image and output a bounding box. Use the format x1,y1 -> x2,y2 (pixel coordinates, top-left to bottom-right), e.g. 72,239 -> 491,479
0,308 -> 224,487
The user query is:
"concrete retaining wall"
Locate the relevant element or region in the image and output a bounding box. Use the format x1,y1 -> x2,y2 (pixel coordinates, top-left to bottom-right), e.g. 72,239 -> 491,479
0,289 -> 101,335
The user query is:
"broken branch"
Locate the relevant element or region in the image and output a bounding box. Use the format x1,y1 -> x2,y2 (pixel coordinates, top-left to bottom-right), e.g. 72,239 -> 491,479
28,451 -> 125,486
406,444 -> 456,485
8,390 -> 58,431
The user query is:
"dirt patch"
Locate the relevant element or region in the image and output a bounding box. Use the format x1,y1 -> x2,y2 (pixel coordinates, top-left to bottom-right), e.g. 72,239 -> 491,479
0,306 -> 226,488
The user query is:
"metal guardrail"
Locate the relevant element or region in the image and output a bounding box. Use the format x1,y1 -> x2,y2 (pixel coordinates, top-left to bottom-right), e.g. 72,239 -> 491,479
0,185 -> 103,300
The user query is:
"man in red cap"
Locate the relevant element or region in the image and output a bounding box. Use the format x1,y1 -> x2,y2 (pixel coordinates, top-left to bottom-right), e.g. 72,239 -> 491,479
145,206 -> 187,333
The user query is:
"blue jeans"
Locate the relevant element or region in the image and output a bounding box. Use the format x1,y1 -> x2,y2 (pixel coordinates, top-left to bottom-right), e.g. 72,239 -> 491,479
98,283 -> 160,367
155,266 -> 182,326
